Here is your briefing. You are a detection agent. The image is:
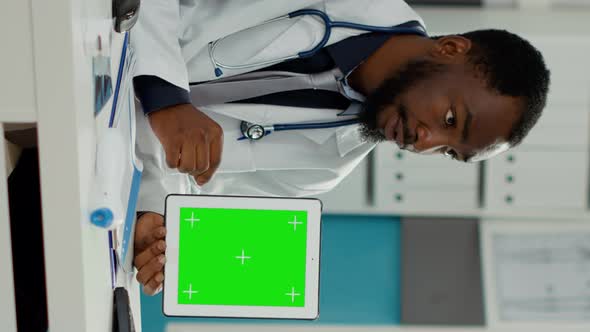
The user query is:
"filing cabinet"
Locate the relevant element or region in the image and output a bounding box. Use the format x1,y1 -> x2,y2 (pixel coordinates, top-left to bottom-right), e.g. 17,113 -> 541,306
387,166 -> 477,188
523,106 -> 589,148
485,149 -> 589,211
482,36 -> 590,214
380,188 -> 478,214
374,143 -> 480,215
523,38 -> 590,150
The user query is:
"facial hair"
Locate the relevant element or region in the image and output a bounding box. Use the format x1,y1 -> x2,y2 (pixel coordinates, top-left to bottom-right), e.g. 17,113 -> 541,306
358,60 -> 446,143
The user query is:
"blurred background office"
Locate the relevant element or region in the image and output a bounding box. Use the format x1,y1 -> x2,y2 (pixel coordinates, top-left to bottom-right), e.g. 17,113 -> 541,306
140,0 -> 590,331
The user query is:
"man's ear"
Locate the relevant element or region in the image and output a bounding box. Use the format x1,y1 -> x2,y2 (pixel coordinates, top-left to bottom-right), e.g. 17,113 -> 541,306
429,35 -> 472,62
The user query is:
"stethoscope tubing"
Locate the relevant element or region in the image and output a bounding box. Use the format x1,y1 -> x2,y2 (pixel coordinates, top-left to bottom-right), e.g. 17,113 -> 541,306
209,9 -> 426,74
273,118 -> 359,131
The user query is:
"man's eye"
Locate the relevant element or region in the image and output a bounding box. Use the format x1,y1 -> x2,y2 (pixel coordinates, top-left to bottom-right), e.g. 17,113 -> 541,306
445,109 -> 456,126
444,149 -> 457,159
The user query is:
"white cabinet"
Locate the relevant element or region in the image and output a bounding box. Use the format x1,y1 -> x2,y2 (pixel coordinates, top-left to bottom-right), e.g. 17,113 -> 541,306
522,37 -> 590,148
483,36 -> 590,215
374,143 -> 480,215
385,166 -> 476,188
485,149 -> 589,211
379,188 -> 478,214
523,105 -> 589,148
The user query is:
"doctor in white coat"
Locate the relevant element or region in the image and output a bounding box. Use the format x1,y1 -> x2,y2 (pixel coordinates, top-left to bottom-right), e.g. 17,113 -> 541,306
131,0 -> 550,294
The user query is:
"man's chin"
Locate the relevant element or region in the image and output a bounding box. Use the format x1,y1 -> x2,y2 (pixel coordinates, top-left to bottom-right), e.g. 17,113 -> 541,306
359,124 -> 386,143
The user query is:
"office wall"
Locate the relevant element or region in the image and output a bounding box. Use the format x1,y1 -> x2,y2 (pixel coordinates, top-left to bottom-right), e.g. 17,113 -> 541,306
141,215 -> 402,332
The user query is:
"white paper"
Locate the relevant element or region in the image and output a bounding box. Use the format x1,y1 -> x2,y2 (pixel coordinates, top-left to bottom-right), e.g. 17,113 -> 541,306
492,232 -> 590,321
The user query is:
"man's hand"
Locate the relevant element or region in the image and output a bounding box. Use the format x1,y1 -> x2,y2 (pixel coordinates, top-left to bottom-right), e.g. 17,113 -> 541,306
134,213 -> 167,295
149,103 -> 223,185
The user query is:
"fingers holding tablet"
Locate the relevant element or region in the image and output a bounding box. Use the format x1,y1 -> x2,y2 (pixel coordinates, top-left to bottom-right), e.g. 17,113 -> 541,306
144,272 -> 165,295
134,213 -> 166,251
136,254 -> 166,293
134,240 -> 166,269
134,212 -> 168,295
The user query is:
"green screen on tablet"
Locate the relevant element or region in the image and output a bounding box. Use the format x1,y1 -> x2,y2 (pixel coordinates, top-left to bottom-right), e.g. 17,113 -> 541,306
177,207 -> 308,307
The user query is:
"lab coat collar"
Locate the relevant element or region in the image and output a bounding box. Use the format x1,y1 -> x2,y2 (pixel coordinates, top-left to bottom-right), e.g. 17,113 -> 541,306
338,102 -> 363,116
335,125 -> 367,157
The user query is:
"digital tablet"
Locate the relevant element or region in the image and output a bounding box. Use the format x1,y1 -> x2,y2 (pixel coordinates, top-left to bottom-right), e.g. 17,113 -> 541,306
163,194 -> 322,319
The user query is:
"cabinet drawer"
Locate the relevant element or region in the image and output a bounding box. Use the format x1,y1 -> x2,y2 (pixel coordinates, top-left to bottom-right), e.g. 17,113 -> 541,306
523,107 -> 589,147
375,144 -> 472,169
376,188 -> 478,214
485,150 -> 589,210
376,166 -> 478,188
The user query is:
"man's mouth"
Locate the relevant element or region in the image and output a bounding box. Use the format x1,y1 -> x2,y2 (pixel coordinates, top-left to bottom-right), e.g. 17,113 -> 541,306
384,112 -> 400,142
384,112 -> 406,148
393,119 -> 404,148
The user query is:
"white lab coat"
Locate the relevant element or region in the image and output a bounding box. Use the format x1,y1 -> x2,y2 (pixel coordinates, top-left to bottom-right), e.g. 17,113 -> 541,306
133,0 -> 426,214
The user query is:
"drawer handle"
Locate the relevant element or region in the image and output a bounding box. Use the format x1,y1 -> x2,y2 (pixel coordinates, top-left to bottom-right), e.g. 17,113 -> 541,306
505,174 -> 514,183
395,173 -> 404,181
395,152 -> 404,160
506,155 -> 515,163
505,195 -> 514,204
394,194 -> 404,202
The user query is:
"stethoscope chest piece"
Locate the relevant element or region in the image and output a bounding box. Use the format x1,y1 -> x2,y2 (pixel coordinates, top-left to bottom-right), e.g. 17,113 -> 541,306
241,121 -> 267,140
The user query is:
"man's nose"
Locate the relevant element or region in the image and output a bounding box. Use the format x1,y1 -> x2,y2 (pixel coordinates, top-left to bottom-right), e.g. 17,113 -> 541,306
413,125 -> 446,154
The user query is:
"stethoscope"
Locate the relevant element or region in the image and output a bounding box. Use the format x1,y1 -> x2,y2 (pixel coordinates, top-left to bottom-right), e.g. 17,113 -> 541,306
208,8 -> 427,141
239,118 -> 360,141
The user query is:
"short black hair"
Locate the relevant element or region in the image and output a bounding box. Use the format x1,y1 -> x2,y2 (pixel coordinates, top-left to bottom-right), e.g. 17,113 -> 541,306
456,29 -> 550,147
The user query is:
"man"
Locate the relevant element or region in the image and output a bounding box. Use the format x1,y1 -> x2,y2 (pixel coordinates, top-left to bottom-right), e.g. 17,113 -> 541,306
131,0 -> 550,295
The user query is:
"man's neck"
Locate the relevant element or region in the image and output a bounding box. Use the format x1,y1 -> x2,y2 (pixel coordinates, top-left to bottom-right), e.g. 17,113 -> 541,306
347,34 -> 433,96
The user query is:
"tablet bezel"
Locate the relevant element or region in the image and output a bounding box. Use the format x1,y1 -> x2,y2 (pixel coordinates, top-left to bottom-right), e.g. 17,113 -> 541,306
162,194 -> 322,319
